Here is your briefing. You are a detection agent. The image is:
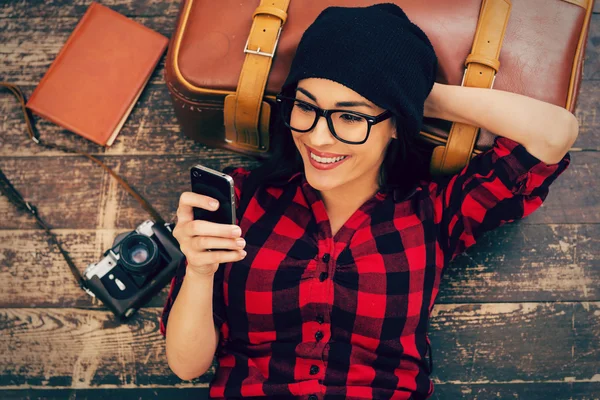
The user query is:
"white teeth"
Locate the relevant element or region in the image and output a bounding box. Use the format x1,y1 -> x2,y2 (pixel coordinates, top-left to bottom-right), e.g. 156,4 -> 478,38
310,152 -> 347,164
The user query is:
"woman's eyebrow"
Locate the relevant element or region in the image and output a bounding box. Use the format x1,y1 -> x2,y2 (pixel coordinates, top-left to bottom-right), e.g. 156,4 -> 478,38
296,87 -> 374,109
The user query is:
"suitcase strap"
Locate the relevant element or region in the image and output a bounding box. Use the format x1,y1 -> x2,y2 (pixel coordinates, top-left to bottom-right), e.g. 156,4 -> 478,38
223,0 -> 290,154
430,0 -> 511,175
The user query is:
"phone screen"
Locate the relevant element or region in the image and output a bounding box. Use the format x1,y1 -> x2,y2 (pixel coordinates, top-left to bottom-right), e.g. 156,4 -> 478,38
191,165 -> 235,225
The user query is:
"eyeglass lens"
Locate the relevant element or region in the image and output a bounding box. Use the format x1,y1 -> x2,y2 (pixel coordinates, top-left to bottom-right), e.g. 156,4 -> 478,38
280,98 -> 369,143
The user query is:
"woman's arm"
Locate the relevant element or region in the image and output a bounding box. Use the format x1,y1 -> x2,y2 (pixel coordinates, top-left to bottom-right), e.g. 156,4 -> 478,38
165,268 -> 220,380
424,83 -> 579,164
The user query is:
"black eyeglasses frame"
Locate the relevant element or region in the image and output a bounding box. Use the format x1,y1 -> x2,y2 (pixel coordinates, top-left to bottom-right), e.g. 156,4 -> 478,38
275,94 -> 393,145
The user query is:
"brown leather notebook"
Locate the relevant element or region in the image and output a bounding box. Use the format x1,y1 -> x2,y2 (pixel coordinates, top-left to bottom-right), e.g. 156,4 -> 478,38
26,2 -> 168,147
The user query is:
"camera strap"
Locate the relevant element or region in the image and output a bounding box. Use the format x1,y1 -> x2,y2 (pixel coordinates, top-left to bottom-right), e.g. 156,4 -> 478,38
0,82 -> 167,292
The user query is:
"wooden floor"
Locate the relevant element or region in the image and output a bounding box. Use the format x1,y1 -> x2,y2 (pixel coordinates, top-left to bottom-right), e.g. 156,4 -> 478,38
1,1 -> 599,399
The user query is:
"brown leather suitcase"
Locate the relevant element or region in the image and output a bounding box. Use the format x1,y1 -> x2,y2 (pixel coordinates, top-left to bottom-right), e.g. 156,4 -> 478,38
164,0 -> 594,174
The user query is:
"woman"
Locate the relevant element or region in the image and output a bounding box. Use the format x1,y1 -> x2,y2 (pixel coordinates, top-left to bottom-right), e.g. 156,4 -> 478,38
160,4 -> 577,399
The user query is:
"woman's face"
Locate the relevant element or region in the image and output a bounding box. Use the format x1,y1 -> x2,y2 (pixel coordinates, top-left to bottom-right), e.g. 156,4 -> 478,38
290,78 -> 396,194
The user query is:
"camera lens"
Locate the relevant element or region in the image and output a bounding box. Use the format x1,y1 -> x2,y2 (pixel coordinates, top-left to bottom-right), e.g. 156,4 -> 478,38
120,234 -> 159,275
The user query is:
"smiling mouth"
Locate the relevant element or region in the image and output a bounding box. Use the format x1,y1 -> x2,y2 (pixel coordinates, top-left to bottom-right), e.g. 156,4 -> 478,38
304,144 -> 349,164
309,152 -> 348,164
302,144 -> 351,171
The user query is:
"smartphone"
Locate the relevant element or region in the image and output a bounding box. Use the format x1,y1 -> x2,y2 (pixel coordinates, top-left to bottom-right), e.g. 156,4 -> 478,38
190,165 -> 236,225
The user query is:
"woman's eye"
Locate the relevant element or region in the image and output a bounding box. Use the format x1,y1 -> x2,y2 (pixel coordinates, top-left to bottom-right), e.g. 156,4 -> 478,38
294,102 -> 313,112
340,113 -> 363,123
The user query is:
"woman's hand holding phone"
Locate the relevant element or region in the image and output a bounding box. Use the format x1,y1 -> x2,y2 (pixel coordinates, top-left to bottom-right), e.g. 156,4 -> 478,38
172,192 -> 247,277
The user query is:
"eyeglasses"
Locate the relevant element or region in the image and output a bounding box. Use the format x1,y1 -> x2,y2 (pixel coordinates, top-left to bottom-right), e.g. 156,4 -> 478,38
275,95 -> 393,145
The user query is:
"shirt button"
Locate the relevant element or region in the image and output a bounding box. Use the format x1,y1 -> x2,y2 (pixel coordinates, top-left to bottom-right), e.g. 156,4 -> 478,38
319,271 -> 328,282
315,331 -> 324,341
308,395 -> 318,400
322,253 -> 330,263
316,315 -> 324,324
309,365 -> 320,375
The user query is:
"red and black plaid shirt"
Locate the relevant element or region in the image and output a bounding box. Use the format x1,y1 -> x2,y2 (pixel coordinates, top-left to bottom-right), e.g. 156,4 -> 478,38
161,137 -> 570,399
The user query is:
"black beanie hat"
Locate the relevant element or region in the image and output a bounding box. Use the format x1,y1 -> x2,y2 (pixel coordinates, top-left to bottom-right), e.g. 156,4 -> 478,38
281,3 -> 438,138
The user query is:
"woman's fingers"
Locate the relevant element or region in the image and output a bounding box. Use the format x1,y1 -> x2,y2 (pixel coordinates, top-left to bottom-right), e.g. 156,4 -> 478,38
172,192 -> 242,259
176,191 -> 220,224
192,236 -> 246,252
185,219 -> 242,239
186,249 -> 247,267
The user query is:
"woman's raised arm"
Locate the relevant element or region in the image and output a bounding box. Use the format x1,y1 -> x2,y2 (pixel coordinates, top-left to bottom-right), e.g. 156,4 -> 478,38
424,82 -> 579,164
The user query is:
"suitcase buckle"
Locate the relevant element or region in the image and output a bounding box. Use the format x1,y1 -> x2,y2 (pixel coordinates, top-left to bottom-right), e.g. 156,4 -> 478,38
244,26 -> 282,58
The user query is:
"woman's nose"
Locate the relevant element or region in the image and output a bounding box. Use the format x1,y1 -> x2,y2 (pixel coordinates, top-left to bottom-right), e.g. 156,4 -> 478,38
308,115 -> 337,146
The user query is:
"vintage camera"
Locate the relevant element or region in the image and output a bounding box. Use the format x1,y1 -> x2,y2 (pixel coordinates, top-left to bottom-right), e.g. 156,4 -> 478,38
83,220 -> 184,319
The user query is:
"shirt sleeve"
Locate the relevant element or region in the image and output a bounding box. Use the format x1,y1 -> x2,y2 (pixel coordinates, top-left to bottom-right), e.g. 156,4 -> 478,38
429,136 -> 571,264
159,166 -> 250,338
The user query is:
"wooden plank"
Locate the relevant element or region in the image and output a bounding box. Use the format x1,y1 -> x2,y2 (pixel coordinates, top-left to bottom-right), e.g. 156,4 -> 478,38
0,224 -> 598,308
1,389 -> 211,400
439,223 -> 600,302
0,0 -> 182,19
430,383 -> 600,399
573,79 -> 600,149
428,302 -> 600,383
0,229 -> 170,308
1,383 -> 600,400
0,152 -> 595,232
0,155 -> 260,230
585,10 -> 600,81
0,17 -> 174,85
0,308 -> 217,387
0,305 -> 598,388
0,389 -> 210,400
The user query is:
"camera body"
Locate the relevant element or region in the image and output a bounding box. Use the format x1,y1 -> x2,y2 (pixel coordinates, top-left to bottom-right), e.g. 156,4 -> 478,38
83,220 -> 184,319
